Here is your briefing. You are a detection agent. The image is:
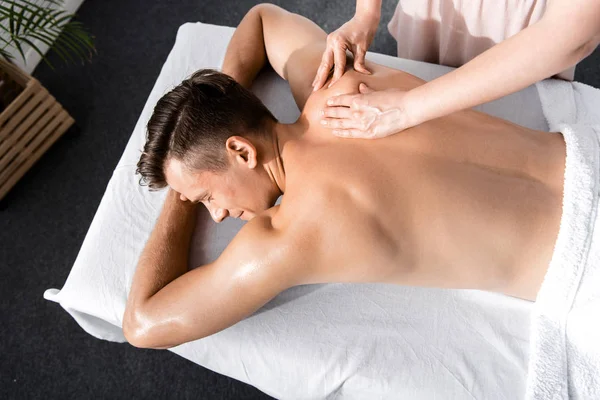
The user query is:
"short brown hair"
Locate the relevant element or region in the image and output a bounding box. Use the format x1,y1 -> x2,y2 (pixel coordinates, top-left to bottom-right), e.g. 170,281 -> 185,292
136,69 -> 276,189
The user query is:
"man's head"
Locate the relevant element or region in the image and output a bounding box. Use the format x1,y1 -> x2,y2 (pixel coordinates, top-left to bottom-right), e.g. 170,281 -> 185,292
136,69 -> 281,222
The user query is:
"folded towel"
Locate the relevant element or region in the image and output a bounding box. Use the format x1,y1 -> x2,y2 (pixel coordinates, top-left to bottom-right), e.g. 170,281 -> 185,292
528,80 -> 600,399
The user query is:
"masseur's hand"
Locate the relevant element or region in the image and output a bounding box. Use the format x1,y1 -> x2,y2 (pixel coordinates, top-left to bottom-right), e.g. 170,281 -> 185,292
321,83 -> 412,138
312,11 -> 380,91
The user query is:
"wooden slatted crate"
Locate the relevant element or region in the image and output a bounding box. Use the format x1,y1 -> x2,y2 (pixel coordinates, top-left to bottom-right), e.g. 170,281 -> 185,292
0,58 -> 74,201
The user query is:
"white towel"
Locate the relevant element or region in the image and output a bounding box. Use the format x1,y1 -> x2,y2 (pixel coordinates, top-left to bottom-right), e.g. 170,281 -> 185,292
529,80 -> 600,399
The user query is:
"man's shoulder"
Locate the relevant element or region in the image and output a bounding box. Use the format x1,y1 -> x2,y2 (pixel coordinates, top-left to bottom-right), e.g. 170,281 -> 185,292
218,205 -> 319,288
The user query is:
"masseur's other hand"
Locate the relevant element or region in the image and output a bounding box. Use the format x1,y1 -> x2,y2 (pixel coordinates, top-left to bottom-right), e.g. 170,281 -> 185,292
321,83 -> 411,139
312,13 -> 379,91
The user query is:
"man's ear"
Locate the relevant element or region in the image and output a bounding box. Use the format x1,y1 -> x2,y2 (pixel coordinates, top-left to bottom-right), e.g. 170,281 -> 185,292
225,136 -> 258,169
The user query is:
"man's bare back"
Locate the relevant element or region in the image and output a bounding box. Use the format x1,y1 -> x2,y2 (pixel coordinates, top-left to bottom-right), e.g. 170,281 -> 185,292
123,4 -> 567,349
277,63 -> 565,300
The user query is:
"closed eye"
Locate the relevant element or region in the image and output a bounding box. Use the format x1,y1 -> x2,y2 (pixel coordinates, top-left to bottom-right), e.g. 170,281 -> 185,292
195,196 -> 212,205
191,193 -> 211,205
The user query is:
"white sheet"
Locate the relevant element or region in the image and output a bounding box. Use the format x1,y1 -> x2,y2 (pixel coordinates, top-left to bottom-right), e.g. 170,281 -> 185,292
44,22 -> 552,399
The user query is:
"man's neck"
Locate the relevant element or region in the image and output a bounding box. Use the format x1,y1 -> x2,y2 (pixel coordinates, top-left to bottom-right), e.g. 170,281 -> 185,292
263,121 -> 303,196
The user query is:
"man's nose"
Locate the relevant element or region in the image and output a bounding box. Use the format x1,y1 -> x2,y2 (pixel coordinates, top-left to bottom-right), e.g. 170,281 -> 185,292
210,207 -> 229,223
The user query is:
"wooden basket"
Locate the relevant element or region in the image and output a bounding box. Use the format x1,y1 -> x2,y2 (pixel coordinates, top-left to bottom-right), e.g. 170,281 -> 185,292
0,58 -> 74,201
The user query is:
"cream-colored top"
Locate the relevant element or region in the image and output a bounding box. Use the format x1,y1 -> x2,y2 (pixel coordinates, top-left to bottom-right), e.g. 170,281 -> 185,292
388,0 -> 575,80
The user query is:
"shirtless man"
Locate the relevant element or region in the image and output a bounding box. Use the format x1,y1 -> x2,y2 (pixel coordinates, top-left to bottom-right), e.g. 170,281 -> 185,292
123,4 -> 566,349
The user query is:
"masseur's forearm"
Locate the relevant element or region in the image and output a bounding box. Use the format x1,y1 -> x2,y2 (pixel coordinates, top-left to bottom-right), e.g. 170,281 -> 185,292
356,0 -> 381,19
404,1 -> 600,127
222,6 -> 268,89
123,189 -> 197,341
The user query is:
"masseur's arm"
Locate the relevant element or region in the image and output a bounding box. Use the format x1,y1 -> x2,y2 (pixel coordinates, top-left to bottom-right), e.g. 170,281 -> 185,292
222,3 -> 327,109
123,189 -> 302,348
322,0 -> 600,138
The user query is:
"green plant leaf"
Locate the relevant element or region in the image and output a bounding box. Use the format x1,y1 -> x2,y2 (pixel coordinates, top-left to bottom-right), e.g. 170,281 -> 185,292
62,24 -> 94,56
0,0 -> 95,67
10,35 -> 27,63
0,36 -> 15,61
8,2 -> 16,37
20,36 -> 55,69
0,21 -> 9,35
50,32 -> 78,63
0,47 -> 14,61
23,4 -> 47,36
28,31 -> 69,63
14,1 -> 29,37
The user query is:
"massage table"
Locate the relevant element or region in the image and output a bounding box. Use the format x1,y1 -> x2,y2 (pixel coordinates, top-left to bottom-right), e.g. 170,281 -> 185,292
45,22 -> 557,399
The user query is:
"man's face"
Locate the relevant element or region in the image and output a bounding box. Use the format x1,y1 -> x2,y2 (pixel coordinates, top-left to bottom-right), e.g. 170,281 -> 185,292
164,157 -> 277,223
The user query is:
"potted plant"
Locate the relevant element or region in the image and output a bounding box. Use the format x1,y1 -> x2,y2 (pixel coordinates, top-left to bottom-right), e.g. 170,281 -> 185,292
0,0 -> 94,200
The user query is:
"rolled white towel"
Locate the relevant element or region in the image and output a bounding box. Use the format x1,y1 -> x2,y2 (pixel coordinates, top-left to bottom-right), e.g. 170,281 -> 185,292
527,79 -> 600,399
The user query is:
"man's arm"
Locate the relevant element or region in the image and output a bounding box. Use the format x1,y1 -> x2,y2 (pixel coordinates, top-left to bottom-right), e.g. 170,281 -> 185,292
123,189 -> 306,349
222,3 -> 328,110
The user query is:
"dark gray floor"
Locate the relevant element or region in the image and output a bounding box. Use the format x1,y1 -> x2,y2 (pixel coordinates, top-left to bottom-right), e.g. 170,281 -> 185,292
1,1 -> 599,399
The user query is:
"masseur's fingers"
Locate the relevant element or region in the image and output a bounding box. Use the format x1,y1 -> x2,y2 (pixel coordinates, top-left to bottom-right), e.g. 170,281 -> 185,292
352,45 -> 371,75
320,116 -> 364,130
359,82 -> 374,94
326,93 -> 360,108
312,49 -> 334,90
329,45 -> 348,87
332,129 -> 365,138
322,106 -> 354,119
323,85 -> 410,139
